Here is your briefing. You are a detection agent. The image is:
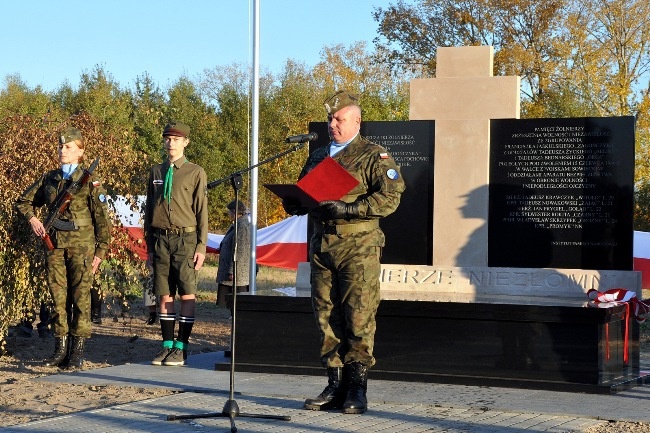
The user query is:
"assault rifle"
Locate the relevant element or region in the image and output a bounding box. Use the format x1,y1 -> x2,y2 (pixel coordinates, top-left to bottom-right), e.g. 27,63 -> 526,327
41,157 -> 100,251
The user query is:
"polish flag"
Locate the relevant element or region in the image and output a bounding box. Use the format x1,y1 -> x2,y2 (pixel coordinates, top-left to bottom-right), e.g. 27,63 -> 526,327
206,215 -> 308,269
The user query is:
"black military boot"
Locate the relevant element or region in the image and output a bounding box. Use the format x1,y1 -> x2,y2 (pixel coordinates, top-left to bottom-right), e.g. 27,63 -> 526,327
91,288 -> 103,324
146,311 -> 158,325
91,308 -> 102,324
43,335 -> 69,367
64,336 -> 86,369
304,367 -> 346,410
342,362 -> 368,414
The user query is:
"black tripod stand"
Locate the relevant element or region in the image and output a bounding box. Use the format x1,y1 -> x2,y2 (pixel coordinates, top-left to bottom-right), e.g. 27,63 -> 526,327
166,143 -> 306,432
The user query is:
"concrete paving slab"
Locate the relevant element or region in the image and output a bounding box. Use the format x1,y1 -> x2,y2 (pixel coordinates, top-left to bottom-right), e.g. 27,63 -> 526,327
6,351 -> 650,432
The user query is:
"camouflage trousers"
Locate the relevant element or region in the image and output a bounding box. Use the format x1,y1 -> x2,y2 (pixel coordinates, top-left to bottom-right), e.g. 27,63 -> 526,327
46,246 -> 94,338
310,233 -> 382,368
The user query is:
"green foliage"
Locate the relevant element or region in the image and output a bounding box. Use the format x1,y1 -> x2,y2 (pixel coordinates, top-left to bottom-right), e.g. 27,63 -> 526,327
131,73 -> 167,161
0,75 -> 51,117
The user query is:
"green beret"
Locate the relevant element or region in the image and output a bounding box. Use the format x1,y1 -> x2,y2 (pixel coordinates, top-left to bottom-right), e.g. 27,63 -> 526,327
323,90 -> 360,114
60,127 -> 83,144
163,121 -> 190,138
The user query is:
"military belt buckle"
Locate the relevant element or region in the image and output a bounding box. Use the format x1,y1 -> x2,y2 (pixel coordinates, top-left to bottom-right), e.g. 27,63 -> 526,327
157,226 -> 196,236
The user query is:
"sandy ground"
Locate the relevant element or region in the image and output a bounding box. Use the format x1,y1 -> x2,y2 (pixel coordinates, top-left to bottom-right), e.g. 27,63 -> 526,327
0,301 -> 231,427
1,300 -> 650,432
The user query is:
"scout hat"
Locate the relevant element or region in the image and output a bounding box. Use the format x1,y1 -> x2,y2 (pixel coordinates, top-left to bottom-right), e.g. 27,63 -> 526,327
323,90 -> 359,114
60,127 -> 83,144
163,121 -> 190,138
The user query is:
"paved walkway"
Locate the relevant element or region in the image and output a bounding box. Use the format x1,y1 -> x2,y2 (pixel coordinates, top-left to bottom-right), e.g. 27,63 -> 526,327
3,351 -> 650,433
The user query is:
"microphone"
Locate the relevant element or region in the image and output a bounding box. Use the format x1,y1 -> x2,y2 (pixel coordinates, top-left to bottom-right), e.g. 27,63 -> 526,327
285,132 -> 318,143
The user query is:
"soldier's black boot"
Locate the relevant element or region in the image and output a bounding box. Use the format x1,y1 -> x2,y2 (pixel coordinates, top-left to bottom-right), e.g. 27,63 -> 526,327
342,362 -> 368,414
91,308 -> 102,324
65,336 -> 86,369
43,335 -> 69,367
304,367 -> 346,410
91,288 -> 103,324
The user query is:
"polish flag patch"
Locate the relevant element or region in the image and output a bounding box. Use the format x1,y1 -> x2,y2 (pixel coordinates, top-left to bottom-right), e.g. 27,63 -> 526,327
379,152 -> 389,159
92,180 -> 101,187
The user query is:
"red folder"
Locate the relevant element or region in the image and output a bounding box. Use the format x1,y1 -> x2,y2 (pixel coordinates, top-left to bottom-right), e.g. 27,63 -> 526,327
265,156 -> 359,208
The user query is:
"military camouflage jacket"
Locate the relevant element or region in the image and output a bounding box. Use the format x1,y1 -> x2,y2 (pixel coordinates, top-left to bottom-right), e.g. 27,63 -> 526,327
300,133 -> 406,224
15,165 -> 112,258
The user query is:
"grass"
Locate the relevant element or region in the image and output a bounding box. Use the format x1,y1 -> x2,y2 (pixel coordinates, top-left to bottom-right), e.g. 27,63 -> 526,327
103,263 -> 298,319
196,264 -> 298,300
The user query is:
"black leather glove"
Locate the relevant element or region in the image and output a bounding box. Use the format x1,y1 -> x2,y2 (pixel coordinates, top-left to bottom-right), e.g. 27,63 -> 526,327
318,200 -> 362,220
282,198 -> 308,216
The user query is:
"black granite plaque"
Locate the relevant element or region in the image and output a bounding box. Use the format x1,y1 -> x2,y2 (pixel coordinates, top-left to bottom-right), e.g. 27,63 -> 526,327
308,121 -> 434,265
489,117 -> 635,270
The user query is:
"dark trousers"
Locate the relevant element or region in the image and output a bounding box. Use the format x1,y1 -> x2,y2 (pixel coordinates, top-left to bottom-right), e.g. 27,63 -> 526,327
217,284 -> 249,314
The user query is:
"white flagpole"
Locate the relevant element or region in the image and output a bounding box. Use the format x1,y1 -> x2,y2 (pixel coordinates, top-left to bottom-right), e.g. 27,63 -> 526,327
249,0 -> 260,294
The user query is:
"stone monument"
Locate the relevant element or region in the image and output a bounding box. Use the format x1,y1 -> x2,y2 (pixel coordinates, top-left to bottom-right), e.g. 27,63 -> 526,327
411,45 -> 520,266
222,46 -> 644,393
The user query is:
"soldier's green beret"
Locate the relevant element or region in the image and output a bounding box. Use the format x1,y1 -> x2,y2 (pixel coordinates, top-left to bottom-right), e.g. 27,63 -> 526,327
60,127 -> 83,144
163,121 -> 190,138
323,90 -> 360,114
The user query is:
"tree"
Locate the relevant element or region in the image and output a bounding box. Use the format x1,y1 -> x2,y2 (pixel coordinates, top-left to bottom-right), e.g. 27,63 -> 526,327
54,65 -> 134,137
257,61 -> 323,225
372,0 -> 499,75
0,75 -> 51,118
196,65 -> 253,230
0,112 -> 144,346
130,73 -> 167,163
558,0 -> 650,117
312,41 -> 412,121
373,0 -> 567,116
557,1 -> 650,228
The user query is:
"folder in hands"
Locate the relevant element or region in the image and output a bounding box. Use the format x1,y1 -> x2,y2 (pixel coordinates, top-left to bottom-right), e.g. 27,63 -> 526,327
265,156 -> 359,209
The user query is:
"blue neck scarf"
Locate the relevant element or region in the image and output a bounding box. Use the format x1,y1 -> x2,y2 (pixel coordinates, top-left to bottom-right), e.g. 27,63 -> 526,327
61,164 -> 78,179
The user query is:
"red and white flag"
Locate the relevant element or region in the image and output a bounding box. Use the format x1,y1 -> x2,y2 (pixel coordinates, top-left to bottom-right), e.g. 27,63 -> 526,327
634,231 -> 650,289
111,196 -> 308,270
207,215 -> 307,269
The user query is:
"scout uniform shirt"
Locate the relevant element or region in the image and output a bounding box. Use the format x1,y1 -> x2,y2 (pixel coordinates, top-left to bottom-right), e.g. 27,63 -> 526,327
144,158 -> 208,254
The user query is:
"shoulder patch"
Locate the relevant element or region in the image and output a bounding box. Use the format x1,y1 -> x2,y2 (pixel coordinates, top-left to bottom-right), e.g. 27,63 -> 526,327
92,180 -> 101,187
386,169 -> 399,180
379,152 -> 389,159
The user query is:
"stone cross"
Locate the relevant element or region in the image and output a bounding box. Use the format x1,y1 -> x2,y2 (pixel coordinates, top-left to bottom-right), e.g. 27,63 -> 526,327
410,46 -> 520,267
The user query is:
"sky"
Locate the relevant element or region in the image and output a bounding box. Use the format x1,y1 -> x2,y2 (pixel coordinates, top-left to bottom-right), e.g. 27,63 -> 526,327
1,0 -> 403,92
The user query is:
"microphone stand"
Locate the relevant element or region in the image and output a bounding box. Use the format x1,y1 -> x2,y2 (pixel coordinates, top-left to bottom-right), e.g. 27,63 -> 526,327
166,141 -> 307,432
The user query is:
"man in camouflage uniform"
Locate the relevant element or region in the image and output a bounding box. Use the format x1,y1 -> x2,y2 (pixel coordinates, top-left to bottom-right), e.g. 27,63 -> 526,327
144,121 -> 208,367
15,127 -> 111,369
284,91 -> 405,414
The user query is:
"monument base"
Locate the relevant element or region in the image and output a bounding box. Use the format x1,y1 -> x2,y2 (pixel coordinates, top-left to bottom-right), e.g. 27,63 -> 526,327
217,295 -> 648,394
